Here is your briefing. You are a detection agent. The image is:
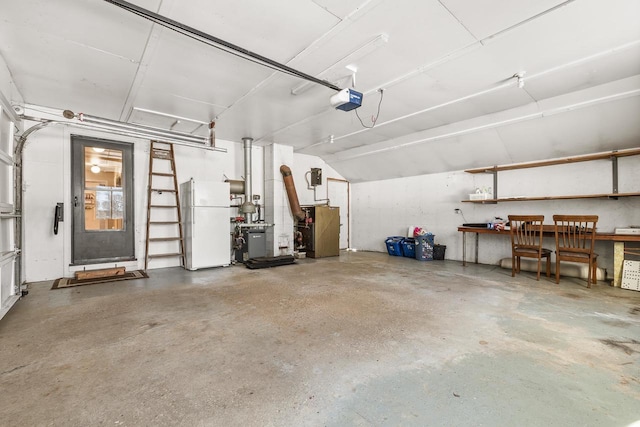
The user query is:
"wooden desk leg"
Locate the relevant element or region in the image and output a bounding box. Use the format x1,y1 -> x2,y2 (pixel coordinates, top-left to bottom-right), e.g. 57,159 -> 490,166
613,242 -> 624,287
475,232 -> 479,264
462,232 -> 467,266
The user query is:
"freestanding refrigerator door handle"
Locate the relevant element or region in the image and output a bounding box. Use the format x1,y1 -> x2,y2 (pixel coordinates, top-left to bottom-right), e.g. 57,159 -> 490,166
191,182 -> 196,224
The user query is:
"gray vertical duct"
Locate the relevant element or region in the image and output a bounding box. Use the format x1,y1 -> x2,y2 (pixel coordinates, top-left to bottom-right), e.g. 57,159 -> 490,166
241,137 -> 256,223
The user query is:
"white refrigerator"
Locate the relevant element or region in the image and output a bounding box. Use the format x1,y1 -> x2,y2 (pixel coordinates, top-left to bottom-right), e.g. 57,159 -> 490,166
181,179 -> 230,270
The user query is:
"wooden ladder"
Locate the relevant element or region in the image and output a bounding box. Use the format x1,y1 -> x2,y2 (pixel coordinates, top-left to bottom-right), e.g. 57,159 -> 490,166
144,141 -> 186,270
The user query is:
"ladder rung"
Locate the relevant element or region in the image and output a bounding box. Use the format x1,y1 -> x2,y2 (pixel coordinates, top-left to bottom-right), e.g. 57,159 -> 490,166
152,149 -> 173,158
148,253 -> 183,259
147,143 -> 184,270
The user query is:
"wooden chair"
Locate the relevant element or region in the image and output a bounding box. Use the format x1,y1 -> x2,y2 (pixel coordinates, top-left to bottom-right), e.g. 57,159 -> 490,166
508,215 -> 552,281
553,215 -> 599,287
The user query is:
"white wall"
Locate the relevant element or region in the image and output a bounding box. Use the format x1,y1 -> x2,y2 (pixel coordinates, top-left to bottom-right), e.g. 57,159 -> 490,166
352,156 -> 640,277
292,153 -> 349,248
264,143 -> 294,257
291,154 -> 344,206
21,121 -> 252,281
261,148 -> 349,256
20,118 -> 334,281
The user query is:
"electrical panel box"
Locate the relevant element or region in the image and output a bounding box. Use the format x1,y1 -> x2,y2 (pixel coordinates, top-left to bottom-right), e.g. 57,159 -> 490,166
310,168 -> 322,186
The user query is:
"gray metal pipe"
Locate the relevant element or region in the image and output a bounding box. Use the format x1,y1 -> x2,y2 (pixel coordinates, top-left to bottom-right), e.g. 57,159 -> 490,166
78,114 -> 208,144
69,121 -> 224,150
242,137 -> 254,224
20,115 -> 227,152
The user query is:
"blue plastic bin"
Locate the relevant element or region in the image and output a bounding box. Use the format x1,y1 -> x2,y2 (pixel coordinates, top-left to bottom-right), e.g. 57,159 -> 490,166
385,236 -> 404,256
415,233 -> 435,261
401,238 -> 416,258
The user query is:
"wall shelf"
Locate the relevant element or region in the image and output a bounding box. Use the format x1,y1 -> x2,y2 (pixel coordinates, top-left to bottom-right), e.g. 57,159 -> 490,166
464,148 -> 640,174
462,192 -> 640,203
462,148 -> 640,203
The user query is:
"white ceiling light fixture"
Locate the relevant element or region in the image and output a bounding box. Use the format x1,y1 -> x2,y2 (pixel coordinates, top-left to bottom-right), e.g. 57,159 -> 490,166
291,34 -> 389,96
514,71 -> 526,89
90,165 -> 101,174
92,147 -> 105,153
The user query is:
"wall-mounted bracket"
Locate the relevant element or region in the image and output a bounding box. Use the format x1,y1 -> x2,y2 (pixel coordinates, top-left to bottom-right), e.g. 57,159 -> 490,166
492,169 -> 498,201
611,155 -> 618,197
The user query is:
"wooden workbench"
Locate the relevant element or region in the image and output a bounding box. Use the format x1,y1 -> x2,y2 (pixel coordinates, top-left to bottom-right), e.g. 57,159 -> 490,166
457,226 -> 640,286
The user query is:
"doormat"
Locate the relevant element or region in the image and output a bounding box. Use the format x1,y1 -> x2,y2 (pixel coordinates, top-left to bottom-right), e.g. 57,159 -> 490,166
51,270 -> 148,290
245,255 -> 295,269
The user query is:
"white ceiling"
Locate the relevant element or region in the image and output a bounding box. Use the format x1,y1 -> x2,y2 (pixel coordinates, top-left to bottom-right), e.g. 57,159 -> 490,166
1,0 -> 639,182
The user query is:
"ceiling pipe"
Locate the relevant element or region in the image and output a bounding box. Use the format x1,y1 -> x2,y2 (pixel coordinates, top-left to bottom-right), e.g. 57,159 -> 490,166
70,121 -> 223,150
132,107 -> 211,125
19,111 -> 227,152
76,112 -> 211,145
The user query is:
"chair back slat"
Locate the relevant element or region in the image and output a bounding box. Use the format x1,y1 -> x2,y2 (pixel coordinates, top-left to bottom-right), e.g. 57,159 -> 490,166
553,215 -> 598,255
508,215 -> 545,252
508,214 -> 551,281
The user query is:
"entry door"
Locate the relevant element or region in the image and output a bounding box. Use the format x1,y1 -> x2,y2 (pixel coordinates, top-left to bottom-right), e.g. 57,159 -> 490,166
327,179 -> 349,249
71,135 -> 135,264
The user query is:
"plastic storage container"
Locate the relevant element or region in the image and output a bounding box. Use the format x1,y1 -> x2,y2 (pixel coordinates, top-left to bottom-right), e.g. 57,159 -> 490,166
415,233 -> 435,261
385,236 -> 405,256
401,238 -> 416,258
433,244 -> 446,260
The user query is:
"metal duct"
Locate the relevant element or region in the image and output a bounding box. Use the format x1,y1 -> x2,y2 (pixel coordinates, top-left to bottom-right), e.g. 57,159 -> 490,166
241,137 -> 256,222
225,179 -> 245,195
280,165 -> 305,221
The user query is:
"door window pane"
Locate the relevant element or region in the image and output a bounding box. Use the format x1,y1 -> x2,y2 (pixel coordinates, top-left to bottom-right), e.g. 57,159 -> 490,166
84,147 -> 124,231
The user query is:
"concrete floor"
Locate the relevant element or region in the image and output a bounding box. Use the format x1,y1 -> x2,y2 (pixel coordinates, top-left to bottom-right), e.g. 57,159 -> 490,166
1,252 -> 639,427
